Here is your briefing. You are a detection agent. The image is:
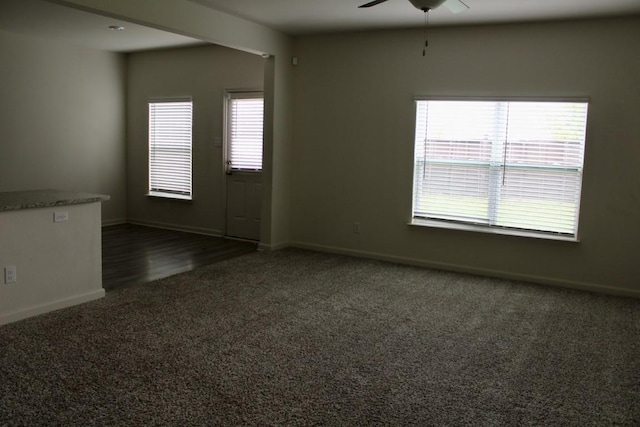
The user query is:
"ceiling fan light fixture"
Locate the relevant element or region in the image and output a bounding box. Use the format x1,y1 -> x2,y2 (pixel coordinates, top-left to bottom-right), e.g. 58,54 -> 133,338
359,0 -> 469,13
408,0 -> 447,12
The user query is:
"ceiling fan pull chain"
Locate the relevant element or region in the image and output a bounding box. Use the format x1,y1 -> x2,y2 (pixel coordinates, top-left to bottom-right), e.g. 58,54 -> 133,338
422,11 -> 429,56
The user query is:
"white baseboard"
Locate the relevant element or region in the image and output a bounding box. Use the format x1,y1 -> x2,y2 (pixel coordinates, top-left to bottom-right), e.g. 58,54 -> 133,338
290,241 -> 640,299
102,218 -> 127,227
127,219 -> 223,237
258,241 -> 290,251
0,289 -> 106,326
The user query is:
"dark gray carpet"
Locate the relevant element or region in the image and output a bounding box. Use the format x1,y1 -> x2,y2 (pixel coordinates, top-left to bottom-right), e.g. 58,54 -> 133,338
1,249 -> 638,426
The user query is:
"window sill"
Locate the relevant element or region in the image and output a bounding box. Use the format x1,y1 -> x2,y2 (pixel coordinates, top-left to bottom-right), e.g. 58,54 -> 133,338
146,192 -> 192,201
408,218 -> 579,242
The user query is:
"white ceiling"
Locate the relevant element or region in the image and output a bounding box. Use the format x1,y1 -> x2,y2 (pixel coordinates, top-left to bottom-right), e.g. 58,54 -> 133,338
0,0 -> 639,53
0,0 -> 205,52
190,0 -> 640,34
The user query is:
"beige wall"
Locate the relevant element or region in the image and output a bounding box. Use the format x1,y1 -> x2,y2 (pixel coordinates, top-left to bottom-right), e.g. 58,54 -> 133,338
0,29 -> 127,223
13,1 -> 637,295
0,202 -> 105,325
126,44 -> 264,234
262,54 -> 294,249
55,0 -> 295,249
291,17 -> 640,296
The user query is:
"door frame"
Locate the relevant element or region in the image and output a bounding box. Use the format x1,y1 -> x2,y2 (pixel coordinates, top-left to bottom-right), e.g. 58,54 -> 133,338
222,89 -> 265,240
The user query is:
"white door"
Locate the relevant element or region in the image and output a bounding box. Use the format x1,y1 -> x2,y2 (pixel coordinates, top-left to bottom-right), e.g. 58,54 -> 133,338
225,91 -> 264,241
226,171 -> 262,240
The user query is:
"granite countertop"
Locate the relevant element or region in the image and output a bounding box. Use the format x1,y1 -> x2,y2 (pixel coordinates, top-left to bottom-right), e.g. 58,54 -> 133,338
0,189 -> 110,212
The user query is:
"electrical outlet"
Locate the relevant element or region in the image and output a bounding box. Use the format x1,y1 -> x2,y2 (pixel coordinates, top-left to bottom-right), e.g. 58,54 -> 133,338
4,266 -> 17,284
54,211 -> 69,223
353,222 -> 361,234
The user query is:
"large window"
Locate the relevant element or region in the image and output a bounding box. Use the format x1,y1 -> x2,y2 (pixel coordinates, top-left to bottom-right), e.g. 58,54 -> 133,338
412,98 -> 588,240
148,99 -> 193,200
226,92 -> 264,171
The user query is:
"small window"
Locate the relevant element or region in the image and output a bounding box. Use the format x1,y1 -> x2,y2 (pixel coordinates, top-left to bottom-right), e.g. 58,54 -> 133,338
226,92 -> 264,171
148,99 -> 193,200
412,98 -> 588,240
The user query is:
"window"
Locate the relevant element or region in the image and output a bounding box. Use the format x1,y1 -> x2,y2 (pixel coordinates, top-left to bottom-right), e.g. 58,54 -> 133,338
226,92 -> 264,171
412,98 -> 589,240
148,99 -> 193,200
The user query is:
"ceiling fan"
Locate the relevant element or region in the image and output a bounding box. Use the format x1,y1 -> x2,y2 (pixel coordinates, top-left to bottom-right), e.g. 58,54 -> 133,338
359,0 -> 469,14
358,0 -> 470,55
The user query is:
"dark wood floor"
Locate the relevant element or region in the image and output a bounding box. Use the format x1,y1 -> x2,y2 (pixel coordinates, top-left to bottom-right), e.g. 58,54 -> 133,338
102,224 -> 257,291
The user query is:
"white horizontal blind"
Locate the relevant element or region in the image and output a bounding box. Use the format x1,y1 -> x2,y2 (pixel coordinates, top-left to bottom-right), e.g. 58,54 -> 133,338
228,93 -> 264,171
149,100 -> 192,198
413,99 -> 588,237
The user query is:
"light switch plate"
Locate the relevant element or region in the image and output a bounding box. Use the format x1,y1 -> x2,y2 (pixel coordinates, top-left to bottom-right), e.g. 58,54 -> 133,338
4,266 -> 16,284
54,211 -> 69,223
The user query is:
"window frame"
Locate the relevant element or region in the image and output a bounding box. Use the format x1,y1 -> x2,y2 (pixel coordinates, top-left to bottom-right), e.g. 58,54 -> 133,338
409,96 -> 589,242
224,90 -> 265,173
147,97 -> 193,201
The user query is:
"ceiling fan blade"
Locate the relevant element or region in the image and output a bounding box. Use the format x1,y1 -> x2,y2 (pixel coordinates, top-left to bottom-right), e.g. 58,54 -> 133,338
359,0 -> 390,8
443,0 -> 469,13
